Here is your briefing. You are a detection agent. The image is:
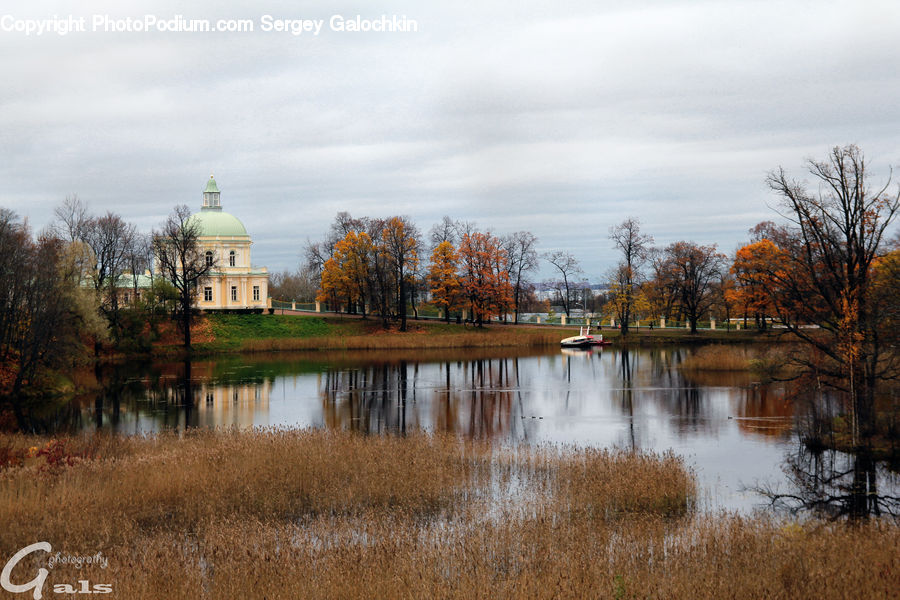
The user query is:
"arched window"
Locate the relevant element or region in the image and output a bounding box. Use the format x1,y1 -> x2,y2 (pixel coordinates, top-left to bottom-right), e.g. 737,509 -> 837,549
229,250 -> 236,267
205,251 -> 213,267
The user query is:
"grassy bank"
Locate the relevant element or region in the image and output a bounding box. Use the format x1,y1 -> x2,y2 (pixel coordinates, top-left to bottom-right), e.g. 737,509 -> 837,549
0,429 -> 895,599
194,314 -> 568,353
178,313 -> 776,355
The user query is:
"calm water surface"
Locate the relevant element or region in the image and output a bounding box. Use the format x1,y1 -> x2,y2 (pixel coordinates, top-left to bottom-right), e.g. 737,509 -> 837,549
59,345 -> 898,515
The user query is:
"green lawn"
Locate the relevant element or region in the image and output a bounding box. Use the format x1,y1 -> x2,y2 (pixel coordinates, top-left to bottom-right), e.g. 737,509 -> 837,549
187,313 -> 778,354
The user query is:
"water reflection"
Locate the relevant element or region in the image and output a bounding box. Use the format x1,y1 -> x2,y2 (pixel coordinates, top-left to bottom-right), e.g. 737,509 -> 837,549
758,445 -> 900,519
321,358 -> 520,438
44,346 -> 899,514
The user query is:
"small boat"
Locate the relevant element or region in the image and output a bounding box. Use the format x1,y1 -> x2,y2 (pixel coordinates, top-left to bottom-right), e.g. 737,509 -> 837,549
560,326 -> 611,348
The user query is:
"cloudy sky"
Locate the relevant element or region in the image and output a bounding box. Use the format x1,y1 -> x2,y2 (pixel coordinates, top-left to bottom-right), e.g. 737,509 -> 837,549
2,0 -> 899,281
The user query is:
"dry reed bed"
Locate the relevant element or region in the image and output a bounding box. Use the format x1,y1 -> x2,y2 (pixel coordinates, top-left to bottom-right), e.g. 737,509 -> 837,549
236,329 -> 564,352
679,345 -> 755,371
0,429 -> 897,599
40,511 -> 900,599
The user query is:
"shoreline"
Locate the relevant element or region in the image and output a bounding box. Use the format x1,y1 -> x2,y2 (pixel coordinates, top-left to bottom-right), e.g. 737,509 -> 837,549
138,313 -> 784,359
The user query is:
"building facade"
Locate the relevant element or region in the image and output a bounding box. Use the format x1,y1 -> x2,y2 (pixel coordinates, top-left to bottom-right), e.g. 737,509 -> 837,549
189,175 -> 268,311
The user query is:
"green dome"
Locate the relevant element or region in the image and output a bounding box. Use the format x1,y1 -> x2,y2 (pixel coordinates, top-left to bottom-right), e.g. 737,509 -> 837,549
189,209 -> 249,237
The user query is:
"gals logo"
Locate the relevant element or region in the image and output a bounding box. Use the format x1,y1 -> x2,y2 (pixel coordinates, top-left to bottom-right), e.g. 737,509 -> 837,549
1,543 -> 112,598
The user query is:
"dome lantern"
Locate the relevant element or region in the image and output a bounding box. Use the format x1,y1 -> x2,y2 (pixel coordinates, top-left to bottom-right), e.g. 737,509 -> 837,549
202,174 -> 221,210
188,175 -> 249,237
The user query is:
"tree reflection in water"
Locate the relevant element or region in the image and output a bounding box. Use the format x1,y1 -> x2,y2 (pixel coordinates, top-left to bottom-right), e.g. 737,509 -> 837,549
28,347 -> 900,517
320,357 -> 520,439
757,444 -> 900,520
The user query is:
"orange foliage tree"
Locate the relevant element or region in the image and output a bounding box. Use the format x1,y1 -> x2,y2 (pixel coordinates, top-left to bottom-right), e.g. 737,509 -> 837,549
316,231 -> 375,316
730,239 -> 784,330
458,232 -> 513,326
427,241 -> 462,322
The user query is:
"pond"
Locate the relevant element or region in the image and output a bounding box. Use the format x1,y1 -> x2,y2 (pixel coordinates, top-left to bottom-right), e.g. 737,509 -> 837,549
53,345 -> 899,516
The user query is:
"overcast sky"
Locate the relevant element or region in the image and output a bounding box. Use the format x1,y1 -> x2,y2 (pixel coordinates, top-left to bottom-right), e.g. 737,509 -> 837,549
2,0 -> 899,281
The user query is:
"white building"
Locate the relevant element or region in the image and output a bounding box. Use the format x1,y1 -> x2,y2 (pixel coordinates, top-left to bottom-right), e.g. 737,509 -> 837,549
188,175 -> 269,311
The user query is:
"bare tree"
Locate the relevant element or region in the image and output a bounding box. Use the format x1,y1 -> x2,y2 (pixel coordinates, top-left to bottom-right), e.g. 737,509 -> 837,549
609,218 -> 653,335
428,215 -> 457,250
664,241 -> 726,333
83,212 -> 136,339
502,231 -> 539,323
152,205 -> 215,349
270,267 -> 319,302
544,250 -> 583,317
125,232 -> 152,303
53,194 -> 89,243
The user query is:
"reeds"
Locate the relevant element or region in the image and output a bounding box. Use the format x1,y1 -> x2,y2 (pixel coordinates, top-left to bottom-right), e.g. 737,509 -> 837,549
679,345 -> 754,371
233,327 -> 565,352
0,429 -> 895,599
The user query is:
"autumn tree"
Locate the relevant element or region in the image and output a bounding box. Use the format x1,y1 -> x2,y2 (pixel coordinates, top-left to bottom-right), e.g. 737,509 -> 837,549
763,145 -> 899,439
605,265 -> 652,327
609,218 -> 653,334
347,232 -> 377,316
316,231 -> 375,319
730,239 -> 782,330
870,245 -> 900,351
317,257 -> 350,313
427,241 -> 462,322
501,231 -> 539,323
152,205 -> 216,349
52,198 -> 138,342
0,213 -> 105,428
713,270 -> 737,331
458,231 -> 513,326
663,241 -> 726,333
381,216 -> 420,331
645,248 -> 679,321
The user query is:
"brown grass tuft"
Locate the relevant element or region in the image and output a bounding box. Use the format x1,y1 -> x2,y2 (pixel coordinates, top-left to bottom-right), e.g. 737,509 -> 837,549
679,345 -> 753,371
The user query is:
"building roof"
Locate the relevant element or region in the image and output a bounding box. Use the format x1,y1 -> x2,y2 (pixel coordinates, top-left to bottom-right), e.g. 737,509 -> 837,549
192,175 -> 249,237
204,175 -> 220,194
114,273 -> 154,289
189,209 -> 249,238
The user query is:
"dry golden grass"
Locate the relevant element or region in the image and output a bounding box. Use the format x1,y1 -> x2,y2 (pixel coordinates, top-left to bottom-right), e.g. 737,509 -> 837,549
0,429 -> 896,599
679,345 -> 800,380
0,430 -> 485,549
679,345 -> 754,371
236,328 -> 564,352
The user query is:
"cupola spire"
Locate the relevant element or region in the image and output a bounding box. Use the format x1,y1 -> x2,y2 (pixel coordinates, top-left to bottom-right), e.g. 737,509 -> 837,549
202,174 -> 221,210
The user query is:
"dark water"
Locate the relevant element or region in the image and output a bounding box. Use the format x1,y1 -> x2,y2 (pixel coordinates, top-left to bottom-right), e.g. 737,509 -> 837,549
54,345 -> 898,516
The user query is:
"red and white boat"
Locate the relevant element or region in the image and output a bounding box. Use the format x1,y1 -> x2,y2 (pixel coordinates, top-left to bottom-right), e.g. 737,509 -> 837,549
560,326 -> 611,348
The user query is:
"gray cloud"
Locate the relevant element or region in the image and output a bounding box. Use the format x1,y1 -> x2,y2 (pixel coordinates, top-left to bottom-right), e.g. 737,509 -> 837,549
1,0 -> 899,280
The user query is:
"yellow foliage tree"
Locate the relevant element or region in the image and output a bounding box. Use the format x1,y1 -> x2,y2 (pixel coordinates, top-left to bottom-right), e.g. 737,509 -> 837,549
427,241 -> 462,322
